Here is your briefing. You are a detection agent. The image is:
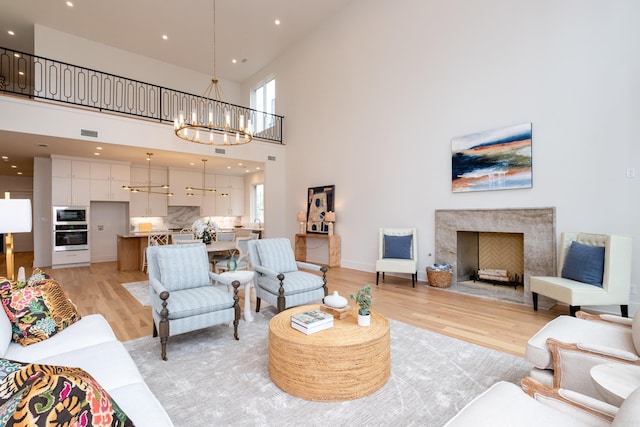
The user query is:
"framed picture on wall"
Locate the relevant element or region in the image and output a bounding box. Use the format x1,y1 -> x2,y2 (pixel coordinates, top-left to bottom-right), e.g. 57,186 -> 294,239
451,122 -> 533,193
306,185 -> 335,234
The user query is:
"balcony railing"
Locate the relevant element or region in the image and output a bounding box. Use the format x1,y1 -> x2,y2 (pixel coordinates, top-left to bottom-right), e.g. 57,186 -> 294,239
0,46 -> 284,144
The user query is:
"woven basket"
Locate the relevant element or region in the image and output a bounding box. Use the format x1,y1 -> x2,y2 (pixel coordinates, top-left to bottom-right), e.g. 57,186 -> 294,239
427,269 -> 452,288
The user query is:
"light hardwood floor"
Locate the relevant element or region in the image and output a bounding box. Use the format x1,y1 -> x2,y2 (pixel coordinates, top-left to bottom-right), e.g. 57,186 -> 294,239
5,252 -> 566,357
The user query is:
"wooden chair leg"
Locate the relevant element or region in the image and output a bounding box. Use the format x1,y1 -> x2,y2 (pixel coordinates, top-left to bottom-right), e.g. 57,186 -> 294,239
621,305 -> 629,318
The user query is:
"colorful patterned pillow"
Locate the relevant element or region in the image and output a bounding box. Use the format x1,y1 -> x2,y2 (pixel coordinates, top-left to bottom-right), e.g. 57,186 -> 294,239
0,359 -> 133,426
1,277 -> 81,346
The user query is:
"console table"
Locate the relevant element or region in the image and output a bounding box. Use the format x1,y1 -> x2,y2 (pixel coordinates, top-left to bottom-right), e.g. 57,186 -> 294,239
295,234 -> 341,267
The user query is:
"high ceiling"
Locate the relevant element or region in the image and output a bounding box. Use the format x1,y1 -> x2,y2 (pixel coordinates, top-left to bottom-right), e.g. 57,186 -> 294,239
0,0 -> 353,176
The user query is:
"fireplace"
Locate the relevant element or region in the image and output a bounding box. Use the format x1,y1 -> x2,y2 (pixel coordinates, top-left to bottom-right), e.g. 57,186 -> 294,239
458,231 -> 524,287
435,208 -> 556,306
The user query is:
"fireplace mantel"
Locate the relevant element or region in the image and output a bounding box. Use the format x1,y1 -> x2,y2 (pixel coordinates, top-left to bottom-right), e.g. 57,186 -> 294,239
435,208 -> 556,306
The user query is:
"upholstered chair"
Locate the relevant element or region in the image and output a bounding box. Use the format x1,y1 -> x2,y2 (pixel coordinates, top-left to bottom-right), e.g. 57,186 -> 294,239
525,311 -> 640,400
247,238 -> 328,312
531,232 -> 632,317
375,228 -> 418,287
444,376 -> 640,426
146,243 -> 240,360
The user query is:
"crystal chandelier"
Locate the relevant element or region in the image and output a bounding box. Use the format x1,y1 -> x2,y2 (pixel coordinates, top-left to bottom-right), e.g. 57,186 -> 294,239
122,153 -> 173,196
173,0 -> 253,146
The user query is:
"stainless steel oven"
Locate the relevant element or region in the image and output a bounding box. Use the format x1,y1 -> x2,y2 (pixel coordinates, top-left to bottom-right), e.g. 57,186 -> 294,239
53,206 -> 89,251
53,206 -> 88,224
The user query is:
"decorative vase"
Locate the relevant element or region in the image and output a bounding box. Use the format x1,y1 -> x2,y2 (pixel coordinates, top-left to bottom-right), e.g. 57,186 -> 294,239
226,255 -> 237,272
324,291 -> 348,308
202,232 -> 212,244
358,313 -> 371,327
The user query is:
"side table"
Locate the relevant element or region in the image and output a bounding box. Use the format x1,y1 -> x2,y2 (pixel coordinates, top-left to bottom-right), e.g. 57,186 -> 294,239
219,270 -> 255,322
268,304 -> 390,401
591,363 -> 640,407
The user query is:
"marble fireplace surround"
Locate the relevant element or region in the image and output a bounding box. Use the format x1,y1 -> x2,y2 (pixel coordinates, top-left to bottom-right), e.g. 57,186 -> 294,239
435,208 -> 556,307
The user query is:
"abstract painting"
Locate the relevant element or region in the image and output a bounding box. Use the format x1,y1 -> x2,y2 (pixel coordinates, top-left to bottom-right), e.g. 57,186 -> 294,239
451,123 -> 532,193
306,185 -> 335,234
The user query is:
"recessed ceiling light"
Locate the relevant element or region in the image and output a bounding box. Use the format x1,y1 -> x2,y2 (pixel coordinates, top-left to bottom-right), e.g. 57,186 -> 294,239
10,165 -> 17,168
238,163 -> 243,166
226,166 -> 231,169
1,156 -> 8,160
66,1 -> 74,7
232,59 -> 237,64
190,162 -> 195,166
94,152 -> 100,156
96,146 -> 102,150
7,30 -> 15,36
17,172 -> 22,175
256,167 -> 261,170
275,19 -> 281,26
18,71 -> 24,76
162,35 -> 168,40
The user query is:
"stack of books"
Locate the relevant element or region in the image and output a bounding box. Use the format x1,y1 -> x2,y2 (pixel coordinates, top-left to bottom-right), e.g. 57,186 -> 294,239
290,310 -> 334,335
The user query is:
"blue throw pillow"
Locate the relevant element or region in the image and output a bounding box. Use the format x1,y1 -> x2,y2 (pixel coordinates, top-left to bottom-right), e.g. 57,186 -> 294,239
383,235 -> 412,259
561,241 -> 605,287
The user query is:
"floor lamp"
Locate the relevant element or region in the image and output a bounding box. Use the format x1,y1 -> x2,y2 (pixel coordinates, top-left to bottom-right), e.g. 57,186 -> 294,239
0,195 -> 32,281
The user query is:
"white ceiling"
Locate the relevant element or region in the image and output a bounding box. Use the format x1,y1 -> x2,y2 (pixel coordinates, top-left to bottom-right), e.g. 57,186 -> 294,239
0,0 -> 353,177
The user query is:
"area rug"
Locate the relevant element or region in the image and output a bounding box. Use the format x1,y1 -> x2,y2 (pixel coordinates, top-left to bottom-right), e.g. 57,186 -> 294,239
121,281 -> 150,306
123,309 -> 533,427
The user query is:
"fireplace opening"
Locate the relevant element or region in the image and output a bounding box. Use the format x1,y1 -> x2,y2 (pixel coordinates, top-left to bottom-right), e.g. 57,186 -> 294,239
456,231 -> 524,290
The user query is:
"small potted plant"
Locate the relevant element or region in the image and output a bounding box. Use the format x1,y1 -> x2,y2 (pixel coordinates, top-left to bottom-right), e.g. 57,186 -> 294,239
350,285 -> 372,327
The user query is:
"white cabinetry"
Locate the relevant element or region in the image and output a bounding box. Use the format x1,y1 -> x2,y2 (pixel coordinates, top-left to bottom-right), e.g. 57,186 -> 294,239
129,166 -> 169,217
215,175 -> 244,216
168,169 -> 202,207
51,158 -> 91,206
52,250 -> 90,267
199,172 -> 217,216
90,162 -> 131,202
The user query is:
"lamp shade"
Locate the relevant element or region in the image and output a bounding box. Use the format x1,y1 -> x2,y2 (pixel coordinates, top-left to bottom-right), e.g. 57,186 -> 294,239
324,211 -> 336,222
0,199 -> 32,233
296,212 -> 307,222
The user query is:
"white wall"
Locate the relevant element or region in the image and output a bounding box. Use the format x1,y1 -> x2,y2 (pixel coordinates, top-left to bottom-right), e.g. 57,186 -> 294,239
34,26 -> 242,105
244,0 -> 640,306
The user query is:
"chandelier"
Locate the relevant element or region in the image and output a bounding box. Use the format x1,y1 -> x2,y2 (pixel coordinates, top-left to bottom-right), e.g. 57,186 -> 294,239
122,153 -> 173,196
187,159 -> 216,196
173,0 -> 253,146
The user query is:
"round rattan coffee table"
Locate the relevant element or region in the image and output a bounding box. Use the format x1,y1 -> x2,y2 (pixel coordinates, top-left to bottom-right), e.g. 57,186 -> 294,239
268,304 -> 390,402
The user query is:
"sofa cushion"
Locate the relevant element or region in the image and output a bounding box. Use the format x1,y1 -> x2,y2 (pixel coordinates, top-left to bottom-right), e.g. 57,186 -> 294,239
0,359 -> 133,426
255,238 -> 298,273
383,234 -> 412,259
613,384 -> 640,426
108,382 -> 175,427
1,277 -> 81,346
156,244 -> 211,291
163,286 -> 234,320
561,241 -> 605,286
4,314 -> 116,363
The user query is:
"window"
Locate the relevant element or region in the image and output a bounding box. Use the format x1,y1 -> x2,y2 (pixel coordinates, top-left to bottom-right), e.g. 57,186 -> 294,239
252,183 -> 264,223
251,78 -> 275,134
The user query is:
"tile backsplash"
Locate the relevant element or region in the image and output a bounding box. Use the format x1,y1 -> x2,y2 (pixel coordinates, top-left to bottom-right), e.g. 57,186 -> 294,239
130,206 -> 242,232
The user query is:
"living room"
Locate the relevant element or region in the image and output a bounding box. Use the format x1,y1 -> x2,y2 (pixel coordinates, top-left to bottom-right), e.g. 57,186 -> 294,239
0,0 -> 639,425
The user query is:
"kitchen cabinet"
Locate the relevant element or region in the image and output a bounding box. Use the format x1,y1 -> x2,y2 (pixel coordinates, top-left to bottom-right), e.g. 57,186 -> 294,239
129,166 -> 169,217
215,175 -> 244,216
51,158 -> 91,206
90,161 -> 131,202
200,172 -> 217,216
168,169 -> 202,207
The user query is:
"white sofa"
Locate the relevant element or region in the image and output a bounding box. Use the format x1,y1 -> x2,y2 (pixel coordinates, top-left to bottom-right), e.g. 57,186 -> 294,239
0,308 -> 173,426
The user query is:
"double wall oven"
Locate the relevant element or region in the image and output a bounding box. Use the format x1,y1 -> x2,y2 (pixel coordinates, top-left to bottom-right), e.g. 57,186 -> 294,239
53,206 -> 89,251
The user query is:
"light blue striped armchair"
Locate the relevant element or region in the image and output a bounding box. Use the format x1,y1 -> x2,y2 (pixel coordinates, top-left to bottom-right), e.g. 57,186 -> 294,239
247,238 -> 328,312
146,243 -> 240,360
